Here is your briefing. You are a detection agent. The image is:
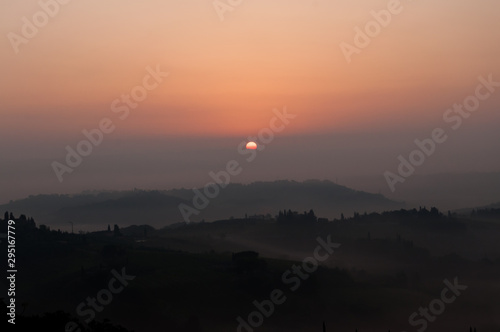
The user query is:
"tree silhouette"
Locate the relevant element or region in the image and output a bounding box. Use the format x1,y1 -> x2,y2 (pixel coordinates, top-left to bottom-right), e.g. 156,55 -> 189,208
308,209 -> 317,222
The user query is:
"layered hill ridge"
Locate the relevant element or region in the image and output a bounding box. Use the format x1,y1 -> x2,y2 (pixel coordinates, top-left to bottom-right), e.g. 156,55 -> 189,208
0,180 -> 403,230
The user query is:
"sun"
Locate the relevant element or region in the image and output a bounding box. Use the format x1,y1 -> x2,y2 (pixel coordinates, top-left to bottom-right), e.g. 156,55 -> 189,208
246,141 -> 257,150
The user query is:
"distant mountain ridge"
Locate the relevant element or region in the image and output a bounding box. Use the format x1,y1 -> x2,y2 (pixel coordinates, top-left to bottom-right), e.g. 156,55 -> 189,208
0,180 -> 403,230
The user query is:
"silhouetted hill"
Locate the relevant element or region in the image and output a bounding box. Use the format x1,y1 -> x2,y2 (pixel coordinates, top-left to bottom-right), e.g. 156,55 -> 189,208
453,201 -> 500,221
2,209 -> 497,332
169,180 -> 403,221
0,180 -> 403,230
0,190 -> 189,231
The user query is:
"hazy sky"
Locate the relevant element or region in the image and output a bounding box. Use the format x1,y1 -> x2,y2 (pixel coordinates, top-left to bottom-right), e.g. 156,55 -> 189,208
1,0 -> 499,205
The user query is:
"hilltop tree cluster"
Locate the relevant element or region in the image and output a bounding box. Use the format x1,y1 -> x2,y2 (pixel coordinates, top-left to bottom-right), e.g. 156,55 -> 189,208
2,211 -> 36,229
277,209 -> 317,223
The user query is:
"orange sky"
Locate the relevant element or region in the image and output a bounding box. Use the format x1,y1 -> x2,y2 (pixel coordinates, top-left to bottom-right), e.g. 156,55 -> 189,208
0,0 -> 499,204
1,0 -> 499,138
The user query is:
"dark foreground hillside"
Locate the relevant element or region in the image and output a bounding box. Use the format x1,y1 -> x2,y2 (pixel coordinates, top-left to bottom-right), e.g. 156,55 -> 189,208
2,208 -> 498,332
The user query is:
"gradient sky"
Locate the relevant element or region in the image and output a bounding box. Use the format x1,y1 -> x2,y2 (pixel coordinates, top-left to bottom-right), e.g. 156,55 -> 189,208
1,0 -> 499,206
